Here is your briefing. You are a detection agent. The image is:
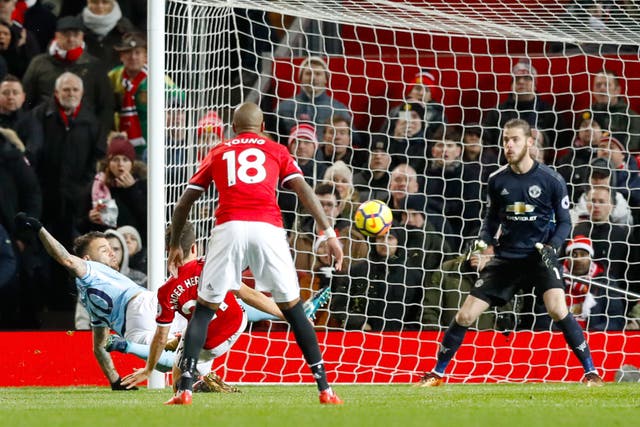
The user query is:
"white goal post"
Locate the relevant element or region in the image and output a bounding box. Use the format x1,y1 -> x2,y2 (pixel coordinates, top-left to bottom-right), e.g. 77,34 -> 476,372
153,0 -> 640,384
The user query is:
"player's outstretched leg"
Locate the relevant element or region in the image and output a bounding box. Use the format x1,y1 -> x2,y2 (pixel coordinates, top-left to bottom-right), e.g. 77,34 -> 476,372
555,313 -> 603,387
282,300 -> 343,404
416,319 -> 469,387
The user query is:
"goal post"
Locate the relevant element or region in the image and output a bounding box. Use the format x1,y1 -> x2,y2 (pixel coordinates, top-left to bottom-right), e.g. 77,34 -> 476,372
159,0 -> 640,383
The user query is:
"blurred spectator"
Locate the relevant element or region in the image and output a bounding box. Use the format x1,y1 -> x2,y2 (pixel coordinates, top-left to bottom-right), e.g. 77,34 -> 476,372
196,110 -> 224,159
32,71 -> 105,311
353,135 -> 391,202
105,228 -> 146,287
83,133 -> 147,241
462,123 -> 498,183
421,245 -> 515,330
482,58 -> 568,149
381,69 -> 446,141
596,134 -> 640,219
279,123 -> 325,230
117,224 -> 146,273
0,1 -> 40,52
330,226 -> 424,331
570,157 -> 632,225
0,74 -> 43,165
572,186 -> 635,282
556,117 -> 602,202
0,19 -> 38,78
425,127 -> 483,240
388,100 -> 429,175
318,114 -> 367,170
81,0 -> 138,70
585,70 -> 640,153
322,160 -> 359,222
386,163 -> 421,212
0,126 -> 42,328
275,56 -> 351,143
22,15 -> 114,144
562,235 -> 626,331
16,0 -> 56,52
529,128 -> 549,163
108,32 -> 148,157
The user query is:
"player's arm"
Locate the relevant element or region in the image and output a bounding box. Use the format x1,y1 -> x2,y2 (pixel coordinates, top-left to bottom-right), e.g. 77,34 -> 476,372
14,213 -> 87,277
234,284 -> 285,320
91,326 -> 123,388
285,176 -> 344,271
121,325 -> 171,388
168,187 -> 202,276
547,178 -> 572,250
478,178 -> 499,249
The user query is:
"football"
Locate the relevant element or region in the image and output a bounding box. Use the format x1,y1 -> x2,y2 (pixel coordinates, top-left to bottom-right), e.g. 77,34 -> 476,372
353,200 -> 393,237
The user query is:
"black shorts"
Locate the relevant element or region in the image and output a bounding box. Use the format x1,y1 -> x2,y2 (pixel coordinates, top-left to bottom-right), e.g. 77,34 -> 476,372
469,253 -> 564,307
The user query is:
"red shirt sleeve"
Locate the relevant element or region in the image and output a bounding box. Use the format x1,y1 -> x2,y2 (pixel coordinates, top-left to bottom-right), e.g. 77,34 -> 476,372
155,281 -> 176,325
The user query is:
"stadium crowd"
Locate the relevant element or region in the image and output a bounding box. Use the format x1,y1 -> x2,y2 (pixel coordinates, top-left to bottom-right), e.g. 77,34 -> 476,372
0,0 -> 639,336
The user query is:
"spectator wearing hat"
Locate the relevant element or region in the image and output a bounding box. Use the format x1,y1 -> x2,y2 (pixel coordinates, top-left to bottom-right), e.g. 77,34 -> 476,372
31,71 -> 106,313
388,100 -> 430,175
275,56 -> 351,143
81,0 -> 138,70
462,123 -> 498,183
330,225 -> 425,331
561,235 -> 626,331
278,123 -> 326,230
586,70 -> 640,154
22,15 -> 114,146
556,117 -> 603,202
0,18 -> 38,79
353,135 -> 391,202
482,58 -> 568,150
572,186 -> 636,283
425,127 -> 483,241
108,32 -> 150,157
381,69 -> 447,142
117,224 -> 146,273
83,132 -> 147,242
570,157 -> 633,225
196,110 -> 225,159
0,74 -> 43,166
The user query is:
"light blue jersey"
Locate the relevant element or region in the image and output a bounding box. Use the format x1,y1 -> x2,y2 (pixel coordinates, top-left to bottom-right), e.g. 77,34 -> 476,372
76,261 -> 145,336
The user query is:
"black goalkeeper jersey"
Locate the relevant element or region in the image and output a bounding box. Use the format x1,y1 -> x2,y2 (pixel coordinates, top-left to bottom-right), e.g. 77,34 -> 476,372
479,161 -> 571,259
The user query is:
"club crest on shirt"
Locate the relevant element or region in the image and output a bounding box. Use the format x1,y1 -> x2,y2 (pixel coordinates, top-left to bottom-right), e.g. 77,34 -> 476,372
528,185 -> 542,198
474,279 -> 484,288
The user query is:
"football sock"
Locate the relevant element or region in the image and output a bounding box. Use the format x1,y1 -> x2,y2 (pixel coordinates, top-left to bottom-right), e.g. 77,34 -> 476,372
556,313 -> 595,373
120,341 -> 175,372
177,302 -> 216,391
282,301 -> 329,391
238,300 -> 279,322
434,319 -> 468,375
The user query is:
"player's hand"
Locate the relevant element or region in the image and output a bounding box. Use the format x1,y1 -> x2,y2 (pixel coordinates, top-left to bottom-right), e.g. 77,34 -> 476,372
14,212 -> 42,234
326,237 -> 343,271
111,376 -> 139,391
121,369 -> 150,389
535,243 -> 560,280
167,246 -> 184,278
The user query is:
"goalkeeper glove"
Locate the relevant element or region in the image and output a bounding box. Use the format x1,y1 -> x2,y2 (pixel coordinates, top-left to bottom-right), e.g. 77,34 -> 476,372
535,243 -> 560,280
14,212 -> 42,234
111,377 -> 138,391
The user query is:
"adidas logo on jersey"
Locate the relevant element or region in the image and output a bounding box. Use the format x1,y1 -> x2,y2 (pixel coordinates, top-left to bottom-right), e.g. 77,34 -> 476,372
500,188 -> 509,195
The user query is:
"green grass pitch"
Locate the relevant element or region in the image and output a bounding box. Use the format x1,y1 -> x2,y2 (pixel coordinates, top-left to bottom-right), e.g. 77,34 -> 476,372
1,384 -> 638,427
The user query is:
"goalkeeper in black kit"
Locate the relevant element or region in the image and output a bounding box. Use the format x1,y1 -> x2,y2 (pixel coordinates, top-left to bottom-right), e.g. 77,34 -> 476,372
416,119 -> 603,387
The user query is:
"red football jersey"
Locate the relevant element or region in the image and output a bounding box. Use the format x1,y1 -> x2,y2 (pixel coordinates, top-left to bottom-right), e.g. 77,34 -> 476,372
188,132 -> 302,227
156,258 -> 244,350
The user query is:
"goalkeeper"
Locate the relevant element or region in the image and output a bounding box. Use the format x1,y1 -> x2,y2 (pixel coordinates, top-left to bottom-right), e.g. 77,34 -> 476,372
416,119 -> 603,387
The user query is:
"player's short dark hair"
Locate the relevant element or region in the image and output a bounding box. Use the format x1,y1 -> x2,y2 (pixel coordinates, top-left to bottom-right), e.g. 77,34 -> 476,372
315,183 -> 339,199
1,74 -> 21,85
503,118 -> 531,137
73,231 -> 107,257
165,221 -> 196,257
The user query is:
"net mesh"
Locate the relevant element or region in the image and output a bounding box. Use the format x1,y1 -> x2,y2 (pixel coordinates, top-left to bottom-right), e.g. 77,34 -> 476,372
164,0 -> 640,383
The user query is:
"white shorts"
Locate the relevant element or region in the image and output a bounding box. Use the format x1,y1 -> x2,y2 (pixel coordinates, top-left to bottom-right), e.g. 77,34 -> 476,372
175,311 -> 248,375
124,291 -> 184,344
199,221 -> 300,304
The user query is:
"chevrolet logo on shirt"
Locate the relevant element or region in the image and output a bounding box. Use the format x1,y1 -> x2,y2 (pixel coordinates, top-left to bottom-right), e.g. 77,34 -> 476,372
506,202 -> 535,215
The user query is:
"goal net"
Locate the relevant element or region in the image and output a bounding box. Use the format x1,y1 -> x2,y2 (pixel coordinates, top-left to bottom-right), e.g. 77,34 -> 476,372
164,0 -> 640,384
